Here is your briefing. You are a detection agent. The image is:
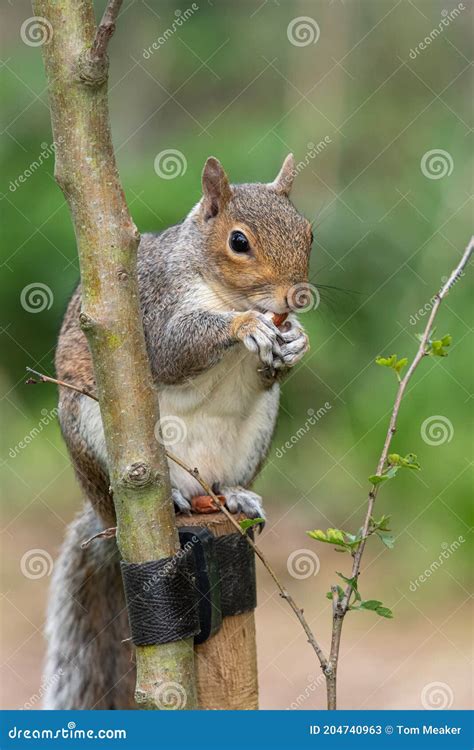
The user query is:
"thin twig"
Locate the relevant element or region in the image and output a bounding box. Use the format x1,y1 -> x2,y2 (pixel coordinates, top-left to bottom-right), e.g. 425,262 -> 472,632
26,367 -> 98,401
90,0 -> 123,60
326,238 -> 473,709
81,525 -> 117,548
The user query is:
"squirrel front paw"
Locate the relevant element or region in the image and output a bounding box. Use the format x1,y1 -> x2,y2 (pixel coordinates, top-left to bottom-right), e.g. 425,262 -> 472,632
231,311 -> 281,367
274,315 -> 309,369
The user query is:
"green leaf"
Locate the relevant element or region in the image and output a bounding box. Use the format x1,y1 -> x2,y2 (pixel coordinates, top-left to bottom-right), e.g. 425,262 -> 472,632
375,354 -> 397,368
327,528 -> 345,544
369,473 -> 389,485
388,453 -> 420,471
371,514 -> 391,532
376,606 -> 393,618
326,586 -> 345,602
394,357 -> 408,374
375,354 -> 408,380
307,528 -> 348,548
307,529 -> 328,543
336,572 -> 361,601
377,531 -> 395,549
427,333 -> 452,358
360,600 -> 383,611
402,453 -> 421,470
239,518 -> 264,532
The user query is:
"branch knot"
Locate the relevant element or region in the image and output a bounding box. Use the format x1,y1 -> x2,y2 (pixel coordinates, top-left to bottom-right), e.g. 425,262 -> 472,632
122,462 -> 153,488
75,49 -> 109,87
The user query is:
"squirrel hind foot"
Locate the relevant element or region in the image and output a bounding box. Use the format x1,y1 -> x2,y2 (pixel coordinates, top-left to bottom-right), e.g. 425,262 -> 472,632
221,486 -> 265,523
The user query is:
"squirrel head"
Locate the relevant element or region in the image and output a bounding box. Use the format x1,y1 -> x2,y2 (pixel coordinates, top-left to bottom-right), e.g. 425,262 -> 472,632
194,155 -> 313,314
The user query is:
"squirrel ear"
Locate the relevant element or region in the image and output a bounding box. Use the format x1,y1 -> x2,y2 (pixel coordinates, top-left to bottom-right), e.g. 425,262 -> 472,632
201,157 -> 231,220
269,153 -> 295,197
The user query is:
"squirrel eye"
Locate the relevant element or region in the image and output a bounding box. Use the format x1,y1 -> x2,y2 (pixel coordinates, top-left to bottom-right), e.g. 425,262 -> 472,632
229,230 -> 250,254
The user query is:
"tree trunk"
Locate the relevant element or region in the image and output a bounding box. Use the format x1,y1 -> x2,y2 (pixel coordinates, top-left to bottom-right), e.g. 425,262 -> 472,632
33,0 -> 197,709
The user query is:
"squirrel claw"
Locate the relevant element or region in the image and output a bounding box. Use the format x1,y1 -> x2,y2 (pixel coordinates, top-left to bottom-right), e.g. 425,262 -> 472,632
172,488 -> 192,515
220,486 -> 266,523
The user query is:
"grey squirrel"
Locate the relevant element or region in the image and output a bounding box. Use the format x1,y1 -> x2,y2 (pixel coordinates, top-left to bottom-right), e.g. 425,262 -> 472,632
44,154 -> 313,708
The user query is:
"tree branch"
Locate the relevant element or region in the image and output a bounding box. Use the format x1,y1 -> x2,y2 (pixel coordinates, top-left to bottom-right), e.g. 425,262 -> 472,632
326,237 -> 473,709
90,0 -> 123,61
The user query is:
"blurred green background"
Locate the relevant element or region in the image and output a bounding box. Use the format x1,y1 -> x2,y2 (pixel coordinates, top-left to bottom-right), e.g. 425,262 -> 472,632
1,0 -> 472,709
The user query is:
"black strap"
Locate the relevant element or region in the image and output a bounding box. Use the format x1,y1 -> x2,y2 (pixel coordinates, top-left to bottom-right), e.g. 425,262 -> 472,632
121,547 -> 200,646
121,530 -> 256,647
214,532 -> 256,617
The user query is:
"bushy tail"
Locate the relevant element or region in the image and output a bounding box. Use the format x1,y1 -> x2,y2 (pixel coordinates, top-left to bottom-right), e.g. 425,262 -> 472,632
43,504 -> 136,709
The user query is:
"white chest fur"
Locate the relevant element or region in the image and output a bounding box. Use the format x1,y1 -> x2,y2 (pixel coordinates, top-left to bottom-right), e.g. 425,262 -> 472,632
77,345 -> 279,498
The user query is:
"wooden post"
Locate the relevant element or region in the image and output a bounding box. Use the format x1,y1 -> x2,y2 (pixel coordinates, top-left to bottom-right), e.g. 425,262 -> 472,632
177,513 -> 259,710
